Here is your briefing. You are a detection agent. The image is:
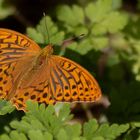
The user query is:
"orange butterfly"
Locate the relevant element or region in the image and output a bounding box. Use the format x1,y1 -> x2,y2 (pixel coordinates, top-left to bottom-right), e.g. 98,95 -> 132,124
0,28 -> 101,111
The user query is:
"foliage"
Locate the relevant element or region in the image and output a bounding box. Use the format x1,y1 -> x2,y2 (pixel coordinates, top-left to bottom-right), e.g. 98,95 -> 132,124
27,16 -> 65,46
0,0 -> 15,19
56,0 -> 128,54
0,100 -> 15,115
0,101 -> 130,140
0,0 -> 140,139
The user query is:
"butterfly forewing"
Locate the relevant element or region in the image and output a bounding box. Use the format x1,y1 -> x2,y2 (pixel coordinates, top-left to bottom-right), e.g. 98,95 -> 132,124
0,28 -> 40,65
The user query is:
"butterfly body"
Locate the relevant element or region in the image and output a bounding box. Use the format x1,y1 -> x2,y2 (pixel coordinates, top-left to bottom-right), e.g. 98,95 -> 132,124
0,28 -> 102,111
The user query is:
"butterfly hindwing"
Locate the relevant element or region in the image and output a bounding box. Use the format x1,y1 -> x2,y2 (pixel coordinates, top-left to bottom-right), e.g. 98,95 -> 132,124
11,80 -> 55,111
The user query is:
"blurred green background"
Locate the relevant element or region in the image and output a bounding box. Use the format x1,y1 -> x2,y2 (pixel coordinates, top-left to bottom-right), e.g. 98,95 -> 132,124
1,0 -> 140,139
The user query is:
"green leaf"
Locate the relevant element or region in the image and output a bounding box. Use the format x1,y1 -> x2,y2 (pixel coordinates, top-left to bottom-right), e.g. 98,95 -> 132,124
0,0 -> 15,19
91,24 -> 107,35
83,119 -> 99,140
0,131 -> 28,140
56,128 -> 68,140
27,28 -> 44,44
92,137 -> 104,140
10,120 -> 34,133
83,119 -> 129,140
26,100 -> 39,112
27,16 -> 64,46
28,130 -> 53,140
112,0 -> 122,9
74,26 -> 88,36
43,131 -> 53,140
0,100 -> 15,115
67,39 -> 92,55
0,135 -> 11,140
92,12 -> 128,35
10,101 -> 74,138
57,5 -> 84,26
65,123 -> 81,138
10,131 -> 27,140
95,123 -> 129,139
72,5 -> 85,25
103,12 -> 128,33
131,122 -> 140,128
57,103 -> 72,122
90,37 -> 108,50
124,38 -> 140,81
85,0 -> 112,23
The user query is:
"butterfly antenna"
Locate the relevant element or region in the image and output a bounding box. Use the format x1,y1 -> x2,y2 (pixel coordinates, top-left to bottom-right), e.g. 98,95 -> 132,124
62,34 -> 86,46
43,12 -> 51,45
59,34 -> 86,56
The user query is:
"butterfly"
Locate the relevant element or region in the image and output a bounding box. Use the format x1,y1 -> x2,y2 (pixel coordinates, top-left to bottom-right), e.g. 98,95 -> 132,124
0,28 -> 102,111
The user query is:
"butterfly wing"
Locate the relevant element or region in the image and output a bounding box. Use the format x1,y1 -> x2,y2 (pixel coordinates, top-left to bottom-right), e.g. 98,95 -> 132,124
0,28 -> 41,100
49,55 -> 102,102
11,80 -> 55,111
0,28 -> 40,65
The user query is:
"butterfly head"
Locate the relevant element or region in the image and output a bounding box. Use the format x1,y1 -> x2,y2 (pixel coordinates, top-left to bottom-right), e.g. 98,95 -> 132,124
42,44 -> 54,57
35,45 -> 53,67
